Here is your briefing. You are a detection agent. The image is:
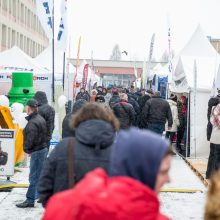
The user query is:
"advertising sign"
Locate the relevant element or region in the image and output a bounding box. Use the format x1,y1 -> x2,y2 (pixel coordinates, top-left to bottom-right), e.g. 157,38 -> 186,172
0,129 -> 15,176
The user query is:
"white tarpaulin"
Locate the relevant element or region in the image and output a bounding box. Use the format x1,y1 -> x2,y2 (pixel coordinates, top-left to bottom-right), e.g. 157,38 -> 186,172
0,46 -> 47,74
170,25 -> 220,158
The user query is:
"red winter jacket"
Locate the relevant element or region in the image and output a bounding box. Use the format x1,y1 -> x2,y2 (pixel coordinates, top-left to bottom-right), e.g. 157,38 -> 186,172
42,169 -> 169,220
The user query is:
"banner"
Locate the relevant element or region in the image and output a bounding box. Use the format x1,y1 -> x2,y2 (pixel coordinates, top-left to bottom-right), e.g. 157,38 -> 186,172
82,64 -> 89,89
167,16 -> 173,83
36,0 -> 53,39
73,37 -> 81,98
0,129 -> 15,176
57,0 -> 68,52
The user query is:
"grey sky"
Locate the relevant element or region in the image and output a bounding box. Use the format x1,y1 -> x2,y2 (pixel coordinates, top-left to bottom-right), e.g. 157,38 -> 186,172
64,0 -> 220,61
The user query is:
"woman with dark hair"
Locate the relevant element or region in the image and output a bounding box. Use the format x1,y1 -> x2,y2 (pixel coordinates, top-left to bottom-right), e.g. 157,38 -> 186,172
38,103 -> 119,207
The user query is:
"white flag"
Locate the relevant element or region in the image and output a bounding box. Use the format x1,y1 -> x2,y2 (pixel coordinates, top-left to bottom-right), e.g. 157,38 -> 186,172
57,0 -> 68,52
36,0 -> 53,39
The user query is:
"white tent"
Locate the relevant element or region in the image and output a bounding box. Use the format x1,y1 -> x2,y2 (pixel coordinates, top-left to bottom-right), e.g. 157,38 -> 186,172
0,46 -> 52,101
35,44 -> 76,100
170,25 -> 220,158
0,46 -> 47,74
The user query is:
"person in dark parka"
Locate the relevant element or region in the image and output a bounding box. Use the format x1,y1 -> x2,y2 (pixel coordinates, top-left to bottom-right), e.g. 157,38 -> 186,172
38,103 -> 119,207
109,91 -> 120,108
33,91 -> 55,148
62,99 -> 87,138
112,93 -> 135,129
142,92 -> 173,135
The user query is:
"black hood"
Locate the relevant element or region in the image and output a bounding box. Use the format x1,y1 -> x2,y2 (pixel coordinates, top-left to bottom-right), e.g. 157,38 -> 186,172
72,99 -> 87,113
75,119 -> 115,149
33,91 -> 48,105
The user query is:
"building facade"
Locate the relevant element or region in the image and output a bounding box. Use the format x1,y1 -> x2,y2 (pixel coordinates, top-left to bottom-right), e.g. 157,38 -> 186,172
0,0 -> 49,57
70,59 -> 167,88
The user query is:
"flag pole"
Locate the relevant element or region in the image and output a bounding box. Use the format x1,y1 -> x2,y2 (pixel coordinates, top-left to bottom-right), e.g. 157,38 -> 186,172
52,0 -> 55,103
62,52 -> 66,91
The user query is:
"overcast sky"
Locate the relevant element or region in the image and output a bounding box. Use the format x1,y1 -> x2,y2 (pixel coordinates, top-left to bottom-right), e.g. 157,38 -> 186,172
60,0 -> 220,61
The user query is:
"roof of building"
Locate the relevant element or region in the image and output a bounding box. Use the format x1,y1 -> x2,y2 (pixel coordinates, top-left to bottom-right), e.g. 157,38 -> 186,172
69,59 -> 167,69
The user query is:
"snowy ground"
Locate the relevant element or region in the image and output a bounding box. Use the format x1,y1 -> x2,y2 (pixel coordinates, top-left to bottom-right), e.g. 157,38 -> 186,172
160,156 -> 207,220
0,156 -> 207,220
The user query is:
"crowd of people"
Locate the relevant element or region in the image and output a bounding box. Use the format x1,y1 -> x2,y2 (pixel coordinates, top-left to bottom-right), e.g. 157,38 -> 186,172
13,87 -> 220,219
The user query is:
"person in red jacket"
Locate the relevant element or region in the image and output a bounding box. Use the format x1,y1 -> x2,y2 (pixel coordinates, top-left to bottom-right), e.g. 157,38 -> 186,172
42,168 -> 169,220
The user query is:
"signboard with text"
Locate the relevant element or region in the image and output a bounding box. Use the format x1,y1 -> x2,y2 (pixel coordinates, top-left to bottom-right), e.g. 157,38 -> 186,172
0,129 -> 16,176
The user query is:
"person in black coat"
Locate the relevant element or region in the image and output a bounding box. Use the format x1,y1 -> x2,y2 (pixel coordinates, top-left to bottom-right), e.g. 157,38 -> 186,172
33,91 -> 55,148
38,103 -> 119,207
62,99 -> 87,138
112,93 -> 136,129
76,88 -> 90,102
206,90 -> 220,179
142,91 -> 173,135
109,91 -> 120,108
16,99 -> 48,208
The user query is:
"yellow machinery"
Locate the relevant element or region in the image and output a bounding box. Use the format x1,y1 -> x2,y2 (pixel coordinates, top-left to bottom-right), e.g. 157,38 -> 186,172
0,106 -> 24,165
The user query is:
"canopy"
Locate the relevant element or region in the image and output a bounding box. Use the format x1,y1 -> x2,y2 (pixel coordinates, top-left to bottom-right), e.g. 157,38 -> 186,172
0,46 -> 47,74
170,25 -> 220,93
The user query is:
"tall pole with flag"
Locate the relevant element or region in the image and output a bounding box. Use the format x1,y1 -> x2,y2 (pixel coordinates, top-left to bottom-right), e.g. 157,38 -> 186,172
145,33 -> 155,89
166,15 -> 173,99
57,0 -> 68,91
36,0 -> 54,102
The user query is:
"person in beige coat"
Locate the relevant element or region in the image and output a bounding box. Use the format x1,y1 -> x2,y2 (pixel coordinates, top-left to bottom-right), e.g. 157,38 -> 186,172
165,94 -> 180,142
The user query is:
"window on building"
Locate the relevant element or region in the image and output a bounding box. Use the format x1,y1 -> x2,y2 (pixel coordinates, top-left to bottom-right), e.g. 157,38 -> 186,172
2,0 -> 7,11
8,27 -> 11,48
27,38 -> 30,54
2,24 -> 7,47
20,34 -> 23,50
23,36 -> 26,52
12,30 -> 16,47
12,0 -> 16,17
20,3 -> 24,22
9,0 -> 12,14
16,32 -> 19,45
27,9 -> 30,27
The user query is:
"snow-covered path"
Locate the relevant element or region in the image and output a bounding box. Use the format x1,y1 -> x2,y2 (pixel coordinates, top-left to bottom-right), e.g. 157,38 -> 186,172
0,156 -> 207,220
160,156 -> 207,220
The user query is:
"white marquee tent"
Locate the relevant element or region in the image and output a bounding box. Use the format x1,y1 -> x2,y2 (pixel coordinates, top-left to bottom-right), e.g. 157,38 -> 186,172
0,46 -> 52,100
170,25 -> 220,157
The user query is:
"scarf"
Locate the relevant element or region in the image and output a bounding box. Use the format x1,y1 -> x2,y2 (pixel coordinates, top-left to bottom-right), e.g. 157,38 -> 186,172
210,104 -> 220,129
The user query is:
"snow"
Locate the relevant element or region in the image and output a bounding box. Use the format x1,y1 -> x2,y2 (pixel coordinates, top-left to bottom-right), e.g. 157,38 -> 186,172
0,156 -> 207,219
160,156 -> 207,220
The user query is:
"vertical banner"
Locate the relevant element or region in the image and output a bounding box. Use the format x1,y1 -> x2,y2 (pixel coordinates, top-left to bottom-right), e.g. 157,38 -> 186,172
36,0 -> 53,39
0,130 -> 15,176
82,64 -> 89,89
73,36 -> 81,98
57,0 -> 68,52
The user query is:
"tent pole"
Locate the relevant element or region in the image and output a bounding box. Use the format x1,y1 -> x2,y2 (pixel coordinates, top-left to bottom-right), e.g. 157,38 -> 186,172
62,52 -> 66,91
186,91 -> 190,158
52,0 -> 55,103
